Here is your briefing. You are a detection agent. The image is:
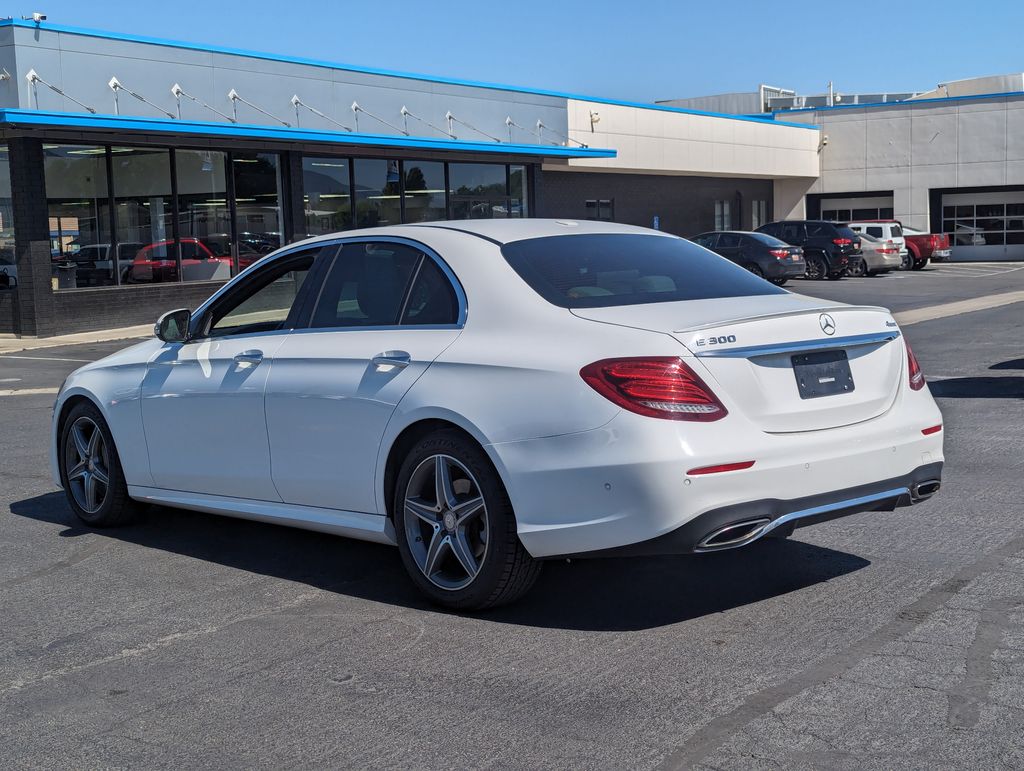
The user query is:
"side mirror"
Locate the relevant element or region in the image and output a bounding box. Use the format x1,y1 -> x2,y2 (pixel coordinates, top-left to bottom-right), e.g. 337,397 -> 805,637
155,308 -> 191,343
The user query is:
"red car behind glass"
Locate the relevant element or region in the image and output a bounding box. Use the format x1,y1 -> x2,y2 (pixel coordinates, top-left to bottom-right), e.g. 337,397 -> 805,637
127,238 -> 257,283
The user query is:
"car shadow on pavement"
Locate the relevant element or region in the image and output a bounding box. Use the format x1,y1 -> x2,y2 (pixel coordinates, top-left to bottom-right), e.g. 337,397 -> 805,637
11,492 -> 870,632
990,358 -> 1024,371
929,376 -> 1024,399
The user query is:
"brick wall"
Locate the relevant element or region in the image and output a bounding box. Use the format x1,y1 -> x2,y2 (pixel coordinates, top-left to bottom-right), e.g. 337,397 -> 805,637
537,170 -> 774,237
50,281 -> 228,335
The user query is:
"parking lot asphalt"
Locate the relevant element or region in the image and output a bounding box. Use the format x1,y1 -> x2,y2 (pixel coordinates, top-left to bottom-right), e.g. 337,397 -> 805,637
1,263 -> 1023,769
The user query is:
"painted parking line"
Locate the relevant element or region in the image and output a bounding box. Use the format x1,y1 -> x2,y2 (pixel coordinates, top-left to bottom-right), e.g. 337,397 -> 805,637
0,355 -> 94,363
0,387 -> 60,396
894,289 -> 1024,326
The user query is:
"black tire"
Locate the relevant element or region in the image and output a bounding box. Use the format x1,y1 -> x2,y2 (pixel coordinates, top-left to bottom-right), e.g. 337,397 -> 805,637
899,251 -> 913,271
804,253 -> 828,280
393,429 -> 541,610
769,277 -> 788,286
912,257 -> 930,271
847,257 -> 868,277
746,264 -> 765,278
58,401 -> 140,527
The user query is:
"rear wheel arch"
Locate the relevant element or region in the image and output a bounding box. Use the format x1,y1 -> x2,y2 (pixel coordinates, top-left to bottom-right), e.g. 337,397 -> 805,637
381,418 -> 513,524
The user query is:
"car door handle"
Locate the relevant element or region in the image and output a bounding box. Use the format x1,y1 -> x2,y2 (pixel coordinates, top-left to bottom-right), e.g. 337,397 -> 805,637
371,350 -> 411,369
233,350 -> 264,366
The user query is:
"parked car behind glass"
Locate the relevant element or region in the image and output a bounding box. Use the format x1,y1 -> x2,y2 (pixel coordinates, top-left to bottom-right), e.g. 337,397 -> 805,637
756,220 -> 861,281
690,230 -> 805,286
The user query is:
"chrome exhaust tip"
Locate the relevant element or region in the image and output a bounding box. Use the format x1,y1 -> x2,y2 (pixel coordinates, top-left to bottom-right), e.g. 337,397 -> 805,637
911,479 -> 941,502
695,518 -> 771,552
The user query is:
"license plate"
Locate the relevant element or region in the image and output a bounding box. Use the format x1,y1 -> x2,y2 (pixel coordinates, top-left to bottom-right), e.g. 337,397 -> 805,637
792,350 -> 855,399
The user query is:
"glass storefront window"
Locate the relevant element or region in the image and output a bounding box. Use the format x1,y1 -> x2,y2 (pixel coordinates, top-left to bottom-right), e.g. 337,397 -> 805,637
303,156 -> 351,236
111,147 -> 175,285
509,165 -> 528,218
402,161 -> 446,222
232,152 -> 283,273
44,145 -> 112,289
0,145 -> 15,291
353,159 -> 402,228
176,149 -> 234,282
449,163 -> 509,219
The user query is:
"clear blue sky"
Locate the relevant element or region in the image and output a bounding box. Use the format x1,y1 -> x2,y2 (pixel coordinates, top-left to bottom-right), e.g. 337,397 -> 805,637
19,0 -> 1024,102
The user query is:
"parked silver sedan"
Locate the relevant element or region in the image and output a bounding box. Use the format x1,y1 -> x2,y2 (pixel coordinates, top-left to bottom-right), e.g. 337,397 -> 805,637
847,233 -> 902,276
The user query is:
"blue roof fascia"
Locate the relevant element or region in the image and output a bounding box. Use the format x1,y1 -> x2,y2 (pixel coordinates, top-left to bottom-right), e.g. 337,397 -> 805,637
773,89 -> 1024,116
0,19 -> 818,131
0,108 -> 617,158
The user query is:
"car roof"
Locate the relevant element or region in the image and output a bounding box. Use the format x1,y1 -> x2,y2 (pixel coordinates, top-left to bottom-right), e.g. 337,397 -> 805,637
282,219 -> 671,251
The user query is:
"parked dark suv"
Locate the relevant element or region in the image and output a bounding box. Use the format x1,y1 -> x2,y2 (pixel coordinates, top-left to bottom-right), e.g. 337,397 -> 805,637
756,220 -> 862,280
691,230 -> 806,286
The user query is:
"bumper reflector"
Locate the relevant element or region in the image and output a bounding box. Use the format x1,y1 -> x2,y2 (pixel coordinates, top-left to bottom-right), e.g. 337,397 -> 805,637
921,424 -> 942,435
687,460 -> 755,476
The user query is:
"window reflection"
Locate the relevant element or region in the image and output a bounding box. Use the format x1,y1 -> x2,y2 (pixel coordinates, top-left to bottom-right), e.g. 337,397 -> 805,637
403,161 -> 446,222
354,159 -> 402,228
449,163 -> 514,219
0,145 -> 15,291
303,157 -> 351,236
176,149 -> 235,283
232,152 -> 283,274
112,147 -> 175,285
44,145 -> 112,289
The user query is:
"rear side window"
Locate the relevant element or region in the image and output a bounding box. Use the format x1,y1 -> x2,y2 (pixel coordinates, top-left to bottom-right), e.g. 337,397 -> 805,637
310,242 -> 421,328
835,225 -> 859,240
718,233 -> 742,248
866,226 -> 883,238
748,232 -> 788,247
780,223 -> 803,242
891,224 -> 903,237
501,234 -> 785,309
805,222 -> 831,237
401,258 -> 459,325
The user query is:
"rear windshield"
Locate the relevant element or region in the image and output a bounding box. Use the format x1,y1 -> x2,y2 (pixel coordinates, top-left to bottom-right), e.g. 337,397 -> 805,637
501,234 -> 785,309
747,232 -> 789,246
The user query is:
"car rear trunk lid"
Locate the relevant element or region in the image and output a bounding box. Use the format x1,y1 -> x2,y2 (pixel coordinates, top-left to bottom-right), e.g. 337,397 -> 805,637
571,295 -> 904,433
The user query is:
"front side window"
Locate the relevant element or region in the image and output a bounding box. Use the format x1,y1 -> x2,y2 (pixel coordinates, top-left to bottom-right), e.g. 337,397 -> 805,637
501,234 -> 785,309
208,250 -> 317,337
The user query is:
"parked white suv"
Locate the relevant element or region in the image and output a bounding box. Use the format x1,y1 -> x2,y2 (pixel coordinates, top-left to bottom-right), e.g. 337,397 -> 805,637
848,221 -> 909,268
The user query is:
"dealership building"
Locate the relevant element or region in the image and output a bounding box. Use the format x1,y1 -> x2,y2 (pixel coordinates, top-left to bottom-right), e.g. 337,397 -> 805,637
0,19 -> 1019,337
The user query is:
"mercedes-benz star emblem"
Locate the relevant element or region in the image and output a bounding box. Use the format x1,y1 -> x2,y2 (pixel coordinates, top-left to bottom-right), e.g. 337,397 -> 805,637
819,313 -> 836,336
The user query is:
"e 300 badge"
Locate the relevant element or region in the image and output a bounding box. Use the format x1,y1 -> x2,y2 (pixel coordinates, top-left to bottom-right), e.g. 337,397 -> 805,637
694,334 -> 737,347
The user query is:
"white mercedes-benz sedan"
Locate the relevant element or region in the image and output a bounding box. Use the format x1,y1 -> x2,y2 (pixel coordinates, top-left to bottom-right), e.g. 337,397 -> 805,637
52,220 -> 944,609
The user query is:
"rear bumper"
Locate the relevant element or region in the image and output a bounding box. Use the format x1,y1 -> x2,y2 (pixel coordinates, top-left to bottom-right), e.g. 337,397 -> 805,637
765,260 -> 806,278
555,461 -> 942,558
863,252 -> 902,271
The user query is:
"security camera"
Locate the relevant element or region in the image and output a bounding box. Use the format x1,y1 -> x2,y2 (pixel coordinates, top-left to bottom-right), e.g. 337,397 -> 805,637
822,134 -> 829,146
31,11 -> 46,22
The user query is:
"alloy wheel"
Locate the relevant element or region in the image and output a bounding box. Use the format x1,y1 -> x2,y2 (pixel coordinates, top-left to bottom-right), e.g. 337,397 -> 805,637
403,454 -> 489,591
64,416 -> 110,514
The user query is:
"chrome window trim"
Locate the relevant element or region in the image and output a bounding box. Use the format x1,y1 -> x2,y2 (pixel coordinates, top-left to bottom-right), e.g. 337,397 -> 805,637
694,331 -> 900,359
305,235 -> 468,331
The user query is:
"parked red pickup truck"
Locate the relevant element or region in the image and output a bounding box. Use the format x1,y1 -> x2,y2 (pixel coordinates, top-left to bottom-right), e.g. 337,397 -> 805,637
902,226 -> 952,267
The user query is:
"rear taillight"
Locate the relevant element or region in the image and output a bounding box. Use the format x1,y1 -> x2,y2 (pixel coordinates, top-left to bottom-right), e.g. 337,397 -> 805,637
580,357 -> 728,421
769,249 -> 789,259
906,342 -> 925,390
929,235 -> 939,249
833,237 -> 852,246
